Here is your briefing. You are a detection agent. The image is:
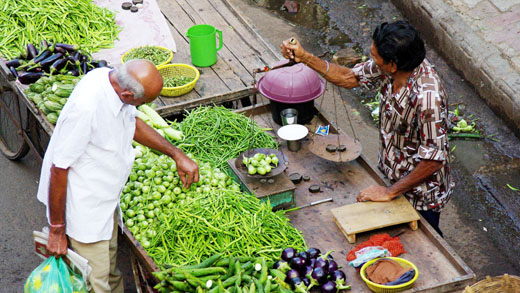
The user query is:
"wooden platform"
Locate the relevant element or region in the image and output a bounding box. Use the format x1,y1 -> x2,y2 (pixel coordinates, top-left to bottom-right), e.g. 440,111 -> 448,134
154,0 -> 281,116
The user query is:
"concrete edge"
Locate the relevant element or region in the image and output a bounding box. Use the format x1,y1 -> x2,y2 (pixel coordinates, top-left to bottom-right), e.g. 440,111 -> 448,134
391,0 -> 520,137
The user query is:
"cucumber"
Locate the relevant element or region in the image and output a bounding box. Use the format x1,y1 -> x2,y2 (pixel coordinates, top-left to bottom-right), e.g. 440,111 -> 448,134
46,93 -> 62,103
44,100 -> 63,112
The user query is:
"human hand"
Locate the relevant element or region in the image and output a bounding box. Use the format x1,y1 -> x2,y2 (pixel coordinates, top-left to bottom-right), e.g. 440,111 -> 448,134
356,185 -> 394,202
175,153 -> 199,188
47,225 -> 68,257
280,37 -> 307,63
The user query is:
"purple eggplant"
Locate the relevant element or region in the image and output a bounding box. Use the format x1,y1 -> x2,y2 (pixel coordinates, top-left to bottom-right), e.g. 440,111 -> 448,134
281,247 -> 297,261
80,61 -> 87,74
40,53 -> 63,68
306,266 -> 328,291
273,260 -> 291,273
54,46 -> 69,55
32,50 -> 52,64
303,265 -> 313,277
18,72 -> 43,84
307,247 -> 321,259
6,59 -> 21,68
40,40 -> 49,51
315,250 -> 334,272
302,277 -> 310,287
290,256 -> 307,271
286,269 -> 300,280
327,259 -> 339,273
55,43 -> 80,52
321,281 -> 337,293
330,270 -> 347,286
68,68 -> 80,76
309,258 -> 316,268
289,277 -> 308,293
297,251 -> 310,263
50,58 -> 67,75
9,66 -> 18,78
96,59 -> 108,68
26,43 -> 37,60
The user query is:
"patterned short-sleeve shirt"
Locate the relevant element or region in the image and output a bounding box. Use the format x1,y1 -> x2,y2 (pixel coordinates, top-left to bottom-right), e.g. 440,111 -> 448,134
352,59 -> 454,211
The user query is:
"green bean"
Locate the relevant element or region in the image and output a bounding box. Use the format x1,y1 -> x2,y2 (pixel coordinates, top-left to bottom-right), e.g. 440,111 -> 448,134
151,189 -> 306,268
123,45 -> 172,66
177,106 -> 279,169
0,0 -> 120,60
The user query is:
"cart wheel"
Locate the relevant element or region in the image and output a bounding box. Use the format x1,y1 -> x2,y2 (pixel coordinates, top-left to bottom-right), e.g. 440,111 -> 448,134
0,80 -> 29,160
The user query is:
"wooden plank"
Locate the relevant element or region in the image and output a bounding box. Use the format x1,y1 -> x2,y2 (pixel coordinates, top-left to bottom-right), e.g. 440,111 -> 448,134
331,196 -> 420,242
157,0 -> 231,104
156,87 -> 252,117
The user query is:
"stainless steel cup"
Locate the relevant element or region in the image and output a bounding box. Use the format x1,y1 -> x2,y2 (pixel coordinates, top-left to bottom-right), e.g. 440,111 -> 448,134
280,108 -> 298,125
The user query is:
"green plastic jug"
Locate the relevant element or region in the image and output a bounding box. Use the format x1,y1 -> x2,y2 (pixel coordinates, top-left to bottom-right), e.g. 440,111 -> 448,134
186,24 -> 223,67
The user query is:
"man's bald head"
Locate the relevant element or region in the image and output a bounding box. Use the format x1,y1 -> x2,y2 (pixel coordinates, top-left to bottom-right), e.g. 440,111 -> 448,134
116,59 -> 163,103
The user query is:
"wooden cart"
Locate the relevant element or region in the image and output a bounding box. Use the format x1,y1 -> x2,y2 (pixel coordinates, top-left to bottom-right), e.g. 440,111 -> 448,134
124,103 -> 476,292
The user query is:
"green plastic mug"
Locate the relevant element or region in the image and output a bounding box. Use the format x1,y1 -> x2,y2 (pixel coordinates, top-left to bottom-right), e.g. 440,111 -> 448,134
186,24 -> 223,67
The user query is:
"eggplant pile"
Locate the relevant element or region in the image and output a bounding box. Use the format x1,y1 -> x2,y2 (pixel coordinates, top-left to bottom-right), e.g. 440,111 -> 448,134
272,248 -> 351,293
6,41 -> 108,85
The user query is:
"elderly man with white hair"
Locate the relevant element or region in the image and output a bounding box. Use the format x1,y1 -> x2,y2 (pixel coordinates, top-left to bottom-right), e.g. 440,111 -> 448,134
36,59 -> 199,292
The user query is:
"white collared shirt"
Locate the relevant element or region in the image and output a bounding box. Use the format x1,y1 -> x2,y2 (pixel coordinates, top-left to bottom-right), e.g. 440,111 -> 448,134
37,68 -> 137,243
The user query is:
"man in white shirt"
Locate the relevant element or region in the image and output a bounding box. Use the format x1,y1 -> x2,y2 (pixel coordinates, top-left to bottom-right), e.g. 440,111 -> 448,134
37,60 -> 199,292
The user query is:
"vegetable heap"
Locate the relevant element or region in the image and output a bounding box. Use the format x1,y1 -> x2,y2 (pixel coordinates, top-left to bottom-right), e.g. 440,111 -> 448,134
178,106 -> 279,169
24,75 -> 81,124
163,76 -> 194,88
242,152 -> 279,175
123,45 -> 172,66
121,147 -> 241,251
153,253 -> 296,293
0,0 -> 120,60
7,41 -> 107,85
137,104 -> 184,143
272,248 -> 351,292
148,189 -> 306,267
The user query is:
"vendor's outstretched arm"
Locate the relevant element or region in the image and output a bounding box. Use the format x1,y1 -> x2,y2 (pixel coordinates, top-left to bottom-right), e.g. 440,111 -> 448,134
47,165 -> 69,257
357,159 -> 443,202
280,38 -> 360,89
134,117 -> 199,187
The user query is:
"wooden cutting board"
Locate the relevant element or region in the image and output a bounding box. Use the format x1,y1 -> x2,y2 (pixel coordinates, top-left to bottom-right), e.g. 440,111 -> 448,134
331,196 -> 420,243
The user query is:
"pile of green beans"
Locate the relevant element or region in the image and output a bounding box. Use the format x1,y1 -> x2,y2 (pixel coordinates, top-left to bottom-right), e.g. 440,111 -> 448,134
123,46 -> 172,66
0,0 -> 121,60
163,76 -> 194,88
147,189 -> 307,267
178,106 -> 279,169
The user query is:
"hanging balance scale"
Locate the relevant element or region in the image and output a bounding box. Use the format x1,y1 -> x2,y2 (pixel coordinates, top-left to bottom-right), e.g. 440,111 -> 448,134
307,80 -> 363,163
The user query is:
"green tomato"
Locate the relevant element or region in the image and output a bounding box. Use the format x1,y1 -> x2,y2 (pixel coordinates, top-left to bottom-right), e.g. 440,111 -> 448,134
162,195 -> 172,204
257,166 -> 266,175
126,209 -> 135,218
141,185 -> 150,194
152,191 -> 162,200
265,165 -> 272,173
153,207 -> 161,215
146,210 -> 155,219
161,163 -> 169,170
153,177 -> 162,185
137,170 -> 145,176
167,202 -> 174,209
170,162 -> 177,172
136,214 -> 146,222
253,153 -> 264,161
248,166 -> 257,175
140,220 -> 149,228
173,187 -> 182,195
265,157 -> 272,164
163,175 -> 173,182
129,173 -> 138,182
125,218 -> 134,227
230,184 -> 241,192
142,240 -> 151,249
178,193 -> 186,200
146,229 -> 157,239
146,203 -> 154,210
120,202 -> 128,211
210,178 -> 219,187
153,200 -> 161,208
138,164 -> 147,171
145,170 -> 155,178
157,185 -> 167,193
155,170 -> 164,177
162,181 -> 170,188
203,186 -> 211,193
250,159 -> 259,167
152,165 -> 159,172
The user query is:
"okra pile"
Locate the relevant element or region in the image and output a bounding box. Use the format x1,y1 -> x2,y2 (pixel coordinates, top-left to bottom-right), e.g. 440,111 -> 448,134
163,76 -> 194,88
24,75 -> 81,124
153,253 -> 302,293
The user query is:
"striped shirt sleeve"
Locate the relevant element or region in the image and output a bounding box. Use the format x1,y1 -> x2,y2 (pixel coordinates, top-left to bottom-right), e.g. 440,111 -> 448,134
351,59 -> 383,90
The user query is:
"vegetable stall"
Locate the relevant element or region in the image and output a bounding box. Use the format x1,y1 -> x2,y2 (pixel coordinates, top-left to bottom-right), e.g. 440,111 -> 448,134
0,0 -> 476,292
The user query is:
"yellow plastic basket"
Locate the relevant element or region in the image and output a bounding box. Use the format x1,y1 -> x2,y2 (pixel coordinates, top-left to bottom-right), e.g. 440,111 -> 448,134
157,64 -> 200,97
360,257 -> 419,293
120,45 -> 174,67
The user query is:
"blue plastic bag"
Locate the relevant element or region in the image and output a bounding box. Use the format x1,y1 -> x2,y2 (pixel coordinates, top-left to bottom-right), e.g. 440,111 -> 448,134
24,256 -> 87,293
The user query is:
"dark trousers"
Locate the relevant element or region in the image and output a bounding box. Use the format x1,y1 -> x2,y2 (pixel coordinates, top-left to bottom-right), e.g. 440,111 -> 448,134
419,210 -> 443,237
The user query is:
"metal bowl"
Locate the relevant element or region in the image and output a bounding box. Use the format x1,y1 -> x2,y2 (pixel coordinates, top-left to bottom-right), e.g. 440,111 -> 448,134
235,148 -> 288,178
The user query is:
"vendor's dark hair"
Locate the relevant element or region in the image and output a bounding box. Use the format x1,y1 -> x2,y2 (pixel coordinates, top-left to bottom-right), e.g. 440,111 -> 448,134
372,21 -> 425,71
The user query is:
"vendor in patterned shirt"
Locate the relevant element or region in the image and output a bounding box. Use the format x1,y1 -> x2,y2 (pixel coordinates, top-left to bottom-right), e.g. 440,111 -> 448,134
280,21 -> 454,236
